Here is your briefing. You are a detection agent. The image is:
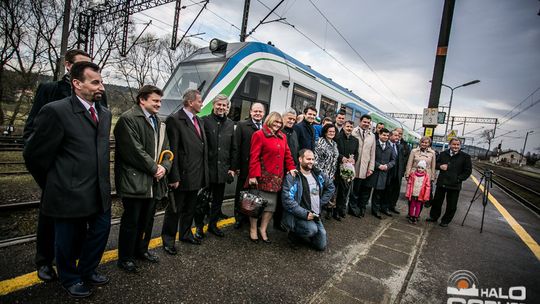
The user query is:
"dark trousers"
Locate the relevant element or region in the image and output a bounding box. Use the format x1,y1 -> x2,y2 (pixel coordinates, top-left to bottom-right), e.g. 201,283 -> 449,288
118,197 -> 156,262
371,189 -> 387,213
335,176 -> 352,217
429,186 -> 461,224
194,183 -> 226,228
54,209 -> 111,287
274,190 -> 284,228
234,176 -> 247,223
35,212 -> 55,267
349,178 -> 372,216
161,189 -> 198,246
385,176 -> 403,210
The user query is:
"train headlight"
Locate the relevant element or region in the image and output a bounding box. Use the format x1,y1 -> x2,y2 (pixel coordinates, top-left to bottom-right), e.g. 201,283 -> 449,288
209,38 -> 227,53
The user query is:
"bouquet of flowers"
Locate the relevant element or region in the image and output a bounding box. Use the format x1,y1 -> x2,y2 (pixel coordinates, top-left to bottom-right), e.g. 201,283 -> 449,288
340,162 -> 355,183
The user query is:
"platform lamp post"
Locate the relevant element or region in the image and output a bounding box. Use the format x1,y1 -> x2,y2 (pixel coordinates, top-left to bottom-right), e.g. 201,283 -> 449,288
520,130 -> 533,166
441,80 -> 480,142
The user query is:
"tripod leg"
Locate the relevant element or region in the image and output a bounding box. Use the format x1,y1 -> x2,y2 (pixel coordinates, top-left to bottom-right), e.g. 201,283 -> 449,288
462,175 -> 484,226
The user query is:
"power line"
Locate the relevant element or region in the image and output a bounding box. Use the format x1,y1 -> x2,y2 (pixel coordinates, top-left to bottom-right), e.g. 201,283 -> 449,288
497,86 -> 540,127
306,0 -> 411,112
253,0 -> 408,112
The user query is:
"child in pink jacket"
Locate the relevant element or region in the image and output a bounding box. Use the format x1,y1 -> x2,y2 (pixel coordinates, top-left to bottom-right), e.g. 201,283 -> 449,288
405,160 -> 431,224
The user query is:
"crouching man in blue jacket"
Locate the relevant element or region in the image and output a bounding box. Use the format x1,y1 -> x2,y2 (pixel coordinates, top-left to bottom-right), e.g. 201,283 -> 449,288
282,149 -> 335,251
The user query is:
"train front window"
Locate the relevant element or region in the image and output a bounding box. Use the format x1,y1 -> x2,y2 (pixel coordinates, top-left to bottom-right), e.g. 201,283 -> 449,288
229,72 -> 273,122
161,60 -> 224,116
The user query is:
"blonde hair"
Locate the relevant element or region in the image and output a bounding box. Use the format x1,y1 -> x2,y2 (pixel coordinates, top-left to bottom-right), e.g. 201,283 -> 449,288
264,111 -> 283,131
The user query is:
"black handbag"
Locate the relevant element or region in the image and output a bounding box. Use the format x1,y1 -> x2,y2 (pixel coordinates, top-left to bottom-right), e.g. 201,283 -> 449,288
239,189 -> 268,218
195,187 -> 213,216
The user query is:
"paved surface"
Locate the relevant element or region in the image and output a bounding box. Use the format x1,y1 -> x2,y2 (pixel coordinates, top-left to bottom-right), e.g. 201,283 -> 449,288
0,171 -> 539,303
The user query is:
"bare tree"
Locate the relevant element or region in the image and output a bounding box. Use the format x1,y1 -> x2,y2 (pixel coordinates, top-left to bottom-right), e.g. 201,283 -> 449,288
0,0 -> 21,126
160,35 -> 199,77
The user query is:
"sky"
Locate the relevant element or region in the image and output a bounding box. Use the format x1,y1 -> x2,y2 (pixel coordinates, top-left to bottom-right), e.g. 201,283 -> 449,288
131,0 -> 540,154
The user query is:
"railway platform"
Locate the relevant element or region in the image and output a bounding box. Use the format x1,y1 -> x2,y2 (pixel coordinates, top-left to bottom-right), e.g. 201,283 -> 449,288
0,169 -> 538,303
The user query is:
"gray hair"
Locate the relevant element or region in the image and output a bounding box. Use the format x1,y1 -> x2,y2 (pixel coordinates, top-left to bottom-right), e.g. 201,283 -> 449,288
212,94 -> 230,106
183,89 -> 201,106
282,107 -> 297,117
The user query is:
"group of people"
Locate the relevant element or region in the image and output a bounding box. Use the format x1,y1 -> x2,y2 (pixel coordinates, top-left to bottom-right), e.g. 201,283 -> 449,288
22,49 -> 472,299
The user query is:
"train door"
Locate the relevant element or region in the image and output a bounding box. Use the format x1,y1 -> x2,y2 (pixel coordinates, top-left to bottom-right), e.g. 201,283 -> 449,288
228,72 -> 273,122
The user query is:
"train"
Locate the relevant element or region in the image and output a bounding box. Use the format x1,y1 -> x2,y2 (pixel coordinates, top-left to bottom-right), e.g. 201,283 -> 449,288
160,39 -> 421,143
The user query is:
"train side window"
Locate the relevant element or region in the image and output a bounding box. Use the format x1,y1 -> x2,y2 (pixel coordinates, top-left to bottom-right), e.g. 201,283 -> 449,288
229,72 -> 273,122
320,96 -> 338,119
341,105 -> 353,122
291,84 -> 317,115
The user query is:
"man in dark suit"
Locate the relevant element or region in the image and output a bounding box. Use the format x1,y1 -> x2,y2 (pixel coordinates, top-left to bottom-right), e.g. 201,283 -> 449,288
232,102 -> 265,229
385,129 -> 410,214
427,138 -> 472,227
114,85 -> 171,273
367,128 -> 396,219
195,94 -> 237,238
294,106 -> 317,151
161,89 -> 209,253
24,49 -> 108,141
24,62 -> 112,298
23,50 -> 108,283
334,120 -> 359,219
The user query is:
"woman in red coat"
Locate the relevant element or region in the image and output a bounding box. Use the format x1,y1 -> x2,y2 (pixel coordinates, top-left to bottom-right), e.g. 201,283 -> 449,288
248,112 -> 296,243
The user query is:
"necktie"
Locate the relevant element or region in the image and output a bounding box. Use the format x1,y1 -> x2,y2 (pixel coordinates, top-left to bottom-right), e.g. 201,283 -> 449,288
192,116 -> 201,137
256,122 -> 261,130
381,143 -> 385,150
393,143 -> 398,155
362,129 -> 366,139
151,115 -> 158,131
89,107 -> 98,123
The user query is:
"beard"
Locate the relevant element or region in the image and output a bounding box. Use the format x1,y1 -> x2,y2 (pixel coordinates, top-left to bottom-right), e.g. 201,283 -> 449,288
92,92 -> 103,102
300,163 -> 312,171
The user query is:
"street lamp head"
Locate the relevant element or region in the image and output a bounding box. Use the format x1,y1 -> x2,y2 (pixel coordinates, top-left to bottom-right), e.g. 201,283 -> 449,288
462,80 -> 480,87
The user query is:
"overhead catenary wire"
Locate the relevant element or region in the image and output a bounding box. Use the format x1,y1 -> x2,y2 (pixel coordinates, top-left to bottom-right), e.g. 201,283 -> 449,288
253,0 -> 406,112
306,0 -> 412,113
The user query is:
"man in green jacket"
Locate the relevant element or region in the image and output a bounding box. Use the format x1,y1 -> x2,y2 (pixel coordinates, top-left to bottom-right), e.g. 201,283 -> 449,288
114,85 -> 172,273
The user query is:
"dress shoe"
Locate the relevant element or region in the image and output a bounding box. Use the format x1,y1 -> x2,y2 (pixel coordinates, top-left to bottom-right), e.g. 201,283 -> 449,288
389,208 -> 400,215
137,251 -> 159,263
381,210 -> 393,217
208,225 -> 225,237
194,227 -> 205,240
63,282 -> 92,298
332,215 -> 342,221
249,236 -> 259,243
163,245 -> 178,255
37,265 -> 57,282
117,260 -> 138,273
180,236 -> 202,245
234,221 -> 242,229
426,218 -> 438,223
372,212 -> 382,219
439,222 -> 449,227
85,273 -> 110,286
261,238 -> 271,244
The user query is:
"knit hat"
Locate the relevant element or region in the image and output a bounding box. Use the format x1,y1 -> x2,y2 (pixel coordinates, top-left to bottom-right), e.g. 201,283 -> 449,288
417,160 -> 427,169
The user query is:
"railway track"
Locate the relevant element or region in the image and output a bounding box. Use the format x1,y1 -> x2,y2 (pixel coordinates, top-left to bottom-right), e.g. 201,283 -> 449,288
0,210 -> 166,249
473,162 -> 540,215
0,192 -> 118,211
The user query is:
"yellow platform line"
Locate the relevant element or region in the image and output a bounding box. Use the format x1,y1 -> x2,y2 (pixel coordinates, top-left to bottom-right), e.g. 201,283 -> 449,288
471,175 -> 540,261
0,217 -> 236,296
